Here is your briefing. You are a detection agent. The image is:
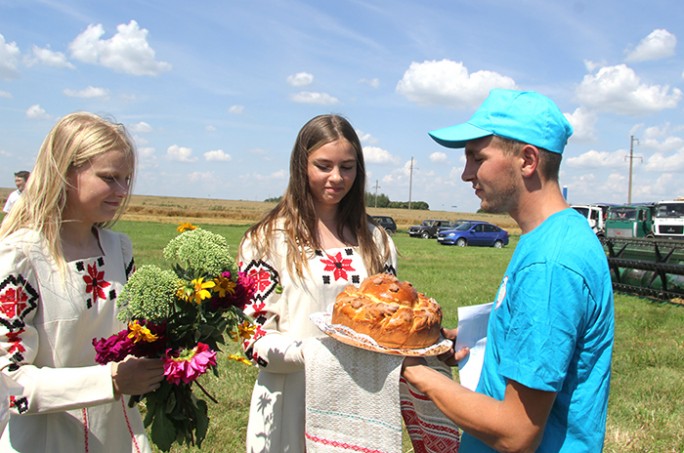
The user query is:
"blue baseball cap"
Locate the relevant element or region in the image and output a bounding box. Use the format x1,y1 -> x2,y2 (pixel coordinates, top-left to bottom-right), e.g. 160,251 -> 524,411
428,89 -> 573,154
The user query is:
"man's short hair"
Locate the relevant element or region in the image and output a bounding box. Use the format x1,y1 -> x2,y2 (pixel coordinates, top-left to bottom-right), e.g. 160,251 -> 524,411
14,171 -> 30,180
494,136 -> 561,181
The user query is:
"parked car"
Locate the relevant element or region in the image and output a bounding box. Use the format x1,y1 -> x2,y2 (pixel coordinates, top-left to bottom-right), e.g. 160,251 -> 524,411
437,221 -> 509,247
407,219 -> 450,239
371,215 -> 397,235
437,219 -> 470,233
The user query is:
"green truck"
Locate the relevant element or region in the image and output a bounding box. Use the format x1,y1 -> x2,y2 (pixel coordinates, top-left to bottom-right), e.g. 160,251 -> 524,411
605,203 -> 655,238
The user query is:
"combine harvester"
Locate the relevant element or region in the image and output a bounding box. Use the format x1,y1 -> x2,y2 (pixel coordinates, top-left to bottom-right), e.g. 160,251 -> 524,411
602,200 -> 684,301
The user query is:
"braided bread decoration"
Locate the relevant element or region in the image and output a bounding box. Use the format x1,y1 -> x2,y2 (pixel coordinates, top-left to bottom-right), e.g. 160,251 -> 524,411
331,273 -> 442,349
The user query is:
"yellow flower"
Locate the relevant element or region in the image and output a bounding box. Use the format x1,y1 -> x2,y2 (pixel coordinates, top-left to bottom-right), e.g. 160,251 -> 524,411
127,320 -> 159,343
212,275 -> 237,298
177,222 -> 197,233
228,353 -> 252,366
229,320 -> 256,342
177,278 -> 215,304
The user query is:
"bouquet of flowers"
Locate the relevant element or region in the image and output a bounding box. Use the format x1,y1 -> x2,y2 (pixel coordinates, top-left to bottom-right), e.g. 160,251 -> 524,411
92,224 -> 256,452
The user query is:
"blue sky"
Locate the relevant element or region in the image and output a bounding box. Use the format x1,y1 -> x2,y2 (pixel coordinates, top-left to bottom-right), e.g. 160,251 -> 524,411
1,0 -> 682,213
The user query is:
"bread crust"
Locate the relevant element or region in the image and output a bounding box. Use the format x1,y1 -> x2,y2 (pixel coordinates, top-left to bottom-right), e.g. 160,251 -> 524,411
331,273 -> 442,349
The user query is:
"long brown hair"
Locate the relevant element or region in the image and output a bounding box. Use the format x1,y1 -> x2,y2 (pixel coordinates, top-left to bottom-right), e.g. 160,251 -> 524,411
242,114 -> 391,278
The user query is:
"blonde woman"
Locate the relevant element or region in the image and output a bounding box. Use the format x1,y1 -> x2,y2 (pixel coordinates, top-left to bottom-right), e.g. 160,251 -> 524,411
238,114 -> 397,452
0,113 -> 163,452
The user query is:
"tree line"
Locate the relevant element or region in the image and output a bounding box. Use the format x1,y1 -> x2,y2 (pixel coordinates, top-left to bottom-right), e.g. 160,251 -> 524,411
264,193 -> 430,210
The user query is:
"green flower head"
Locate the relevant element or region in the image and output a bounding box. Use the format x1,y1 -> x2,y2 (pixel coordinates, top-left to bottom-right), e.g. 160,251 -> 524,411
163,228 -> 237,276
117,265 -> 178,323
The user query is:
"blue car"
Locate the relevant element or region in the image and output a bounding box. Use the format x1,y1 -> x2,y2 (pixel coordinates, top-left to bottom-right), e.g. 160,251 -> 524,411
437,220 -> 509,248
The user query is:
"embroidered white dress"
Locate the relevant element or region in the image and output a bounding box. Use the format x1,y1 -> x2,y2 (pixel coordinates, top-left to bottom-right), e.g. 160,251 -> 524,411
0,228 -> 151,452
239,223 -> 397,453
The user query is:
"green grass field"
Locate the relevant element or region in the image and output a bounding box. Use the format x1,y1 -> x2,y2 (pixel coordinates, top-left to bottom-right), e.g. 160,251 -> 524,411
112,220 -> 684,452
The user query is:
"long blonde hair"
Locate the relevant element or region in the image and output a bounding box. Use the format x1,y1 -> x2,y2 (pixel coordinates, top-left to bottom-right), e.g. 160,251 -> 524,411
242,114 -> 391,278
0,112 -> 136,269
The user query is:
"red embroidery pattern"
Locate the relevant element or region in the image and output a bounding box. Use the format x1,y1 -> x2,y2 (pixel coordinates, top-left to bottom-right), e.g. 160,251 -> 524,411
400,377 -> 461,453
249,268 -> 275,294
9,395 -> 29,414
320,252 -> 355,281
0,286 -> 29,318
249,300 -> 267,319
0,275 -> 38,329
305,432 -> 389,453
5,328 -> 26,354
242,260 -> 278,302
82,262 -> 111,308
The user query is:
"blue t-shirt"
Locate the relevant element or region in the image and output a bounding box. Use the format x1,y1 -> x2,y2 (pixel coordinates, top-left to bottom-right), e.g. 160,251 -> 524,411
461,208 -> 614,452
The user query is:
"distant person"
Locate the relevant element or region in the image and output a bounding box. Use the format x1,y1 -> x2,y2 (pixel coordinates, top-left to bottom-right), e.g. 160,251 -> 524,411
238,114 -> 397,452
0,112 -> 163,452
402,89 -> 615,452
2,171 -> 30,214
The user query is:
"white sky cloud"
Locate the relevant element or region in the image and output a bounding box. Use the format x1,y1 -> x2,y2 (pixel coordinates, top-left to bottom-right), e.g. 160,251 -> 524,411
565,149 -> 628,168
204,149 -> 232,161
290,91 -> 339,105
396,59 -> 517,108
166,144 -> 196,162
63,86 -> 109,99
137,146 -> 158,169
228,105 -> 244,114
130,121 -> 152,133
429,151 -> 448,162
625,29 -> 677,62
644,148 -> 684,172
26,45 -> 75,69
2,2 -> 684,211
565,107 -> 597,141
0,33 -> 20,79
69,20 -> 171,76
576,64 -> 682,115
25,104 -> 50,120
356,130 -> 379,145
359,78 -> 380,88
287,72 -> 314,87
363,146 -> 397,164
187,171 -> 214,182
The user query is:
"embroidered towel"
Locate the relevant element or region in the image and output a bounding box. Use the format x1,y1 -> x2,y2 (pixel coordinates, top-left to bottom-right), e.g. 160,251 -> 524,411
304,336 -> 403,453
400,356 -> 461,453
304,337 -> 461,453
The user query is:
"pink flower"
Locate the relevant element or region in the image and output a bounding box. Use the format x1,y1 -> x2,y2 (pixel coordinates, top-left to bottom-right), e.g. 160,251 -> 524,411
92,329 -> 134,365
163,342 -> 217,385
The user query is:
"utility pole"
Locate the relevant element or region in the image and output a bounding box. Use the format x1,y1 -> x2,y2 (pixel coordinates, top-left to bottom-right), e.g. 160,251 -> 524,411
373,179 -> 380,208
626,135 -> 641,204
408,157 -> 414,210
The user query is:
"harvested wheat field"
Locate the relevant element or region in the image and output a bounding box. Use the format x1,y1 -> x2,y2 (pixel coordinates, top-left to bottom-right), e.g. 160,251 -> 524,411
123,194 -> 521,235
0,189 -> 520,235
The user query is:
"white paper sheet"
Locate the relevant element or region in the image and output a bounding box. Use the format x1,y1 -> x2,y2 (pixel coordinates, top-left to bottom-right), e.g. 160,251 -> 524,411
455,302 -> 493,391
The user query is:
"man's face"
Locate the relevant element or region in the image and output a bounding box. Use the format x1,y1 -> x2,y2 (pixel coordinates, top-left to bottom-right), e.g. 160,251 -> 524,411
461,136 -> 520,214
14,176 -> 27,192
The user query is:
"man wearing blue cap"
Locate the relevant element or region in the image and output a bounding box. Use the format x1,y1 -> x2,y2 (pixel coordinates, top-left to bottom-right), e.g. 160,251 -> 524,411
402,89 -> 614,452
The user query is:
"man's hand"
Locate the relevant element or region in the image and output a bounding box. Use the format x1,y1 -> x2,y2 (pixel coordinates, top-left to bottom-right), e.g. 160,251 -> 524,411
438,327 -> 469,366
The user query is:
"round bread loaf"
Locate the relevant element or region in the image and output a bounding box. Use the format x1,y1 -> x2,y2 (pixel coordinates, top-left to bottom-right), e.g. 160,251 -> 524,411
331,273 -> 442,349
